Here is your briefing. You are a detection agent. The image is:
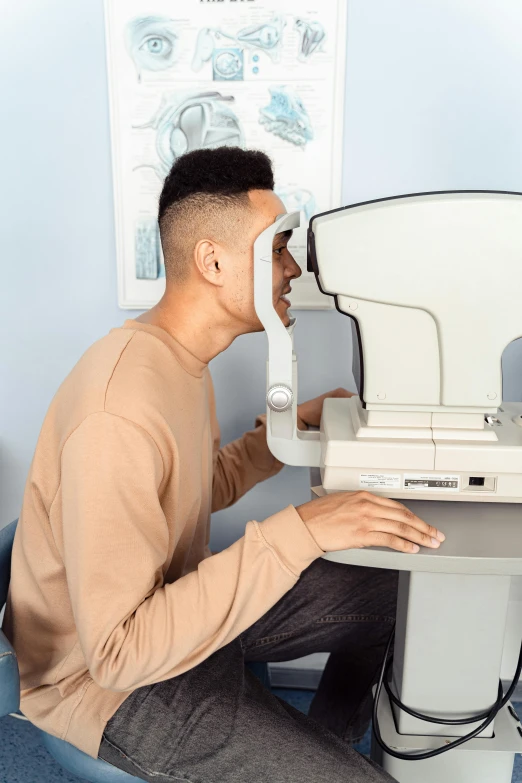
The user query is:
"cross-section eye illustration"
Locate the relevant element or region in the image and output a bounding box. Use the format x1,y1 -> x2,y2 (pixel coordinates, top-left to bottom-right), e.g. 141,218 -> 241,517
213,49 -> 244,80
259,86 -> 313,147
236,16 -> 285,57
192,16 -> 286,72
294,18 -> 326,61
125,16 -> 180,80
135,91 -> 245,178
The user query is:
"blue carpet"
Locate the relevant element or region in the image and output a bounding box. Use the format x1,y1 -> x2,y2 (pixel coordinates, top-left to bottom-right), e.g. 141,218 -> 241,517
0,695 -> 521,781
0,715 -> 79,782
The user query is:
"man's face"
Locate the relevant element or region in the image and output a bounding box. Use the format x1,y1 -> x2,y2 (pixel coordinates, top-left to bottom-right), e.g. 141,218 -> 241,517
223,189 -> 302,331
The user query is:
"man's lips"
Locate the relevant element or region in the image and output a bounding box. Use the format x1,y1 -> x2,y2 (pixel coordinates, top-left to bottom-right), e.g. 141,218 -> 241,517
280,289 -> 292,306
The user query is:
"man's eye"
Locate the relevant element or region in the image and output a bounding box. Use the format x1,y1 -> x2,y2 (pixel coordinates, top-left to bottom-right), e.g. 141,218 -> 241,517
273,247 -> 285,256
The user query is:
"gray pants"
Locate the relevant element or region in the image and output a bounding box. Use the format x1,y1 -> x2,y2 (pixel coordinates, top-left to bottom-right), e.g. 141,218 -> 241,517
99,560 -> 398,782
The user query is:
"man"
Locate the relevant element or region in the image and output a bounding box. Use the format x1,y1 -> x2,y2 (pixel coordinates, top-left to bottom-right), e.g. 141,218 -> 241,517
5,147 -> 444,783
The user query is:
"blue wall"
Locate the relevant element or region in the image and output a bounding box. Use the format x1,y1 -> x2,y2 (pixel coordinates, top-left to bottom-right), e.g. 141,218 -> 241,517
1,0 -> 522,550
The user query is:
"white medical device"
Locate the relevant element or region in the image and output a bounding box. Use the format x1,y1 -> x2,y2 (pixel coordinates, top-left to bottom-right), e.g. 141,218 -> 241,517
254,191 -> 522,502
255,191 -> 522,783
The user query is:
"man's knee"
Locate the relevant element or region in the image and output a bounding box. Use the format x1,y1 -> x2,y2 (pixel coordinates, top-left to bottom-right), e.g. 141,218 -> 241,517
301,559 -> 398,621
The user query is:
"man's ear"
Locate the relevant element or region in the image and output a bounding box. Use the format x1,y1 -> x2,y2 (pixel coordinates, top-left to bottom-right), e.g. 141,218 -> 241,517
193,239 -> 225,287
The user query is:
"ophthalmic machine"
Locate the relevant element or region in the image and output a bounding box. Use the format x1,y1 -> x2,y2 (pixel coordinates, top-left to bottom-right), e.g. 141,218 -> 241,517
254,191 -> 522,783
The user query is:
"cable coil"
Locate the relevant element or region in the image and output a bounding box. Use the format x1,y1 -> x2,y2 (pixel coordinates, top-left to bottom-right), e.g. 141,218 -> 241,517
372,625 -> 522,761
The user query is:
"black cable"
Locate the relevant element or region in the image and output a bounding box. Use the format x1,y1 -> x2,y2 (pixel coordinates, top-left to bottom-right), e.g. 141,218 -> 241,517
372,625 -> 522,761
384,658 -> 504,725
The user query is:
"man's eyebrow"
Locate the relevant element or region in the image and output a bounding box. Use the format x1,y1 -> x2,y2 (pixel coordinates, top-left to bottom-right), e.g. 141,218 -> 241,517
274,229 -> 293,242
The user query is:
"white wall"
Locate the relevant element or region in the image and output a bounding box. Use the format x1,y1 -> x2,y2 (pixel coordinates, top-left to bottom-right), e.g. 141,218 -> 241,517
2,0 -> 522,669
0,0 -> 356,534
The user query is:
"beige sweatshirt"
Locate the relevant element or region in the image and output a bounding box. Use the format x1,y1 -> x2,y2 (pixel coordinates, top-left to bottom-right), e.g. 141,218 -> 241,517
4,320 -> 322,758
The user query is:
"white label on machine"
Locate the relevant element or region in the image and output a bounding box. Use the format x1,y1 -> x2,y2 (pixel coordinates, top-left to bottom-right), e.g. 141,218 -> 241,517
404,474 -> 460,491
359,473 -> 402,490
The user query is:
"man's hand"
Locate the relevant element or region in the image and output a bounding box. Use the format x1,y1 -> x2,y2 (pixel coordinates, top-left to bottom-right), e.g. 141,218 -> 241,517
297,388 -> 355,430
296,491 -> 445,554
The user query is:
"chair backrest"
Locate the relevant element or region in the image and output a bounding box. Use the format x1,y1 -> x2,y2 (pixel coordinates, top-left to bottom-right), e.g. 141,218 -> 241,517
0,520 -> 17,608
0,519 -> 20,716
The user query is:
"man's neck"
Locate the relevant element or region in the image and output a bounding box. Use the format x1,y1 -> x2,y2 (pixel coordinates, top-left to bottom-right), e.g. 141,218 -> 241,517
135,286 -> 241,365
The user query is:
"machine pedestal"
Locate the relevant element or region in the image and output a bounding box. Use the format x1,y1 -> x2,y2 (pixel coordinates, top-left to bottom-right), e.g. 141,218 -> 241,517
393,570 -> 511,737
316,492 -> 522,782
372,691 -> 522,783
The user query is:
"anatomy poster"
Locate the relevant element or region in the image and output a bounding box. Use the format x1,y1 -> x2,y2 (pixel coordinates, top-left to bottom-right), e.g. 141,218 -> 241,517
105,0 -> 347,309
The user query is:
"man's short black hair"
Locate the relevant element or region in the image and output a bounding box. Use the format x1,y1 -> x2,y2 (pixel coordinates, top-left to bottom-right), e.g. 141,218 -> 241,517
158,147 -> 275,221
157,147 -> 275,282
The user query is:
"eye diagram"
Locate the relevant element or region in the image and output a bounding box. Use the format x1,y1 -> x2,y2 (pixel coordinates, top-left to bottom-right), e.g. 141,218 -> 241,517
135,218 -> 162,280
294,19 -> 326,61
192,16 -> 285,72
213,49 -> 244,81
276,187 -> 316,221
192,28 -> 215,72
259,86 -> 313,147
135,91 -> 245,178
235,16 -> 285,56
125,16 -> 179,80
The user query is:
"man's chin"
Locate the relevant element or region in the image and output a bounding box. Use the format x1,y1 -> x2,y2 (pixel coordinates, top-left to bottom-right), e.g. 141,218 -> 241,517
240,306 -> 290,333
276,304 -> 291,327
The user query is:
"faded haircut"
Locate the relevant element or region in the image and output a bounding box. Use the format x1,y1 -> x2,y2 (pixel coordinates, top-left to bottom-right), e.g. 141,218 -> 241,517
158,147 -> 275,282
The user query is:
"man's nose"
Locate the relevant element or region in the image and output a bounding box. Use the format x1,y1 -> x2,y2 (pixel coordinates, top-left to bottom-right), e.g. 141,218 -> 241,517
286,253 -> 302,280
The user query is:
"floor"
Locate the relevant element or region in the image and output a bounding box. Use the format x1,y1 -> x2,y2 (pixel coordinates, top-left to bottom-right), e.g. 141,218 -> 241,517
0,692 -> 521,782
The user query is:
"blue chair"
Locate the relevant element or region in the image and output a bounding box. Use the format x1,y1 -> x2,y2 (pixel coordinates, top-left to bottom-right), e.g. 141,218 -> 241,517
0,520 -> 270,781
0,520 -> 143,781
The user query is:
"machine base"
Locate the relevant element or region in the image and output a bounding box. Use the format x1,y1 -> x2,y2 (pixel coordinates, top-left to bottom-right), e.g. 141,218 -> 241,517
320,398 -> 522,502
372,691 -> 522,783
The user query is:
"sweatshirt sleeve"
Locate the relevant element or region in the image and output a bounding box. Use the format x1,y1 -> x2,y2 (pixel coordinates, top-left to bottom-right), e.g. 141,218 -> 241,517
60,412 -> 322,692
208,377 -> 284,512
211,416 -> 285,512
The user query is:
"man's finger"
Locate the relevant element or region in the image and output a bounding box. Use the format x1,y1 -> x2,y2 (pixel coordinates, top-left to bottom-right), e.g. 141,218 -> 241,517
354,492 -> 445,541
375,507 -> 444,542
373,519 -> 441,549
362,531 -> 420,554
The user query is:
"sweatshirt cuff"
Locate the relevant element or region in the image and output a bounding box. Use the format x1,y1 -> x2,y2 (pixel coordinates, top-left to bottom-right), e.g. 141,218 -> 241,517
256,412 -> 308,433
256,505 -> 324,579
